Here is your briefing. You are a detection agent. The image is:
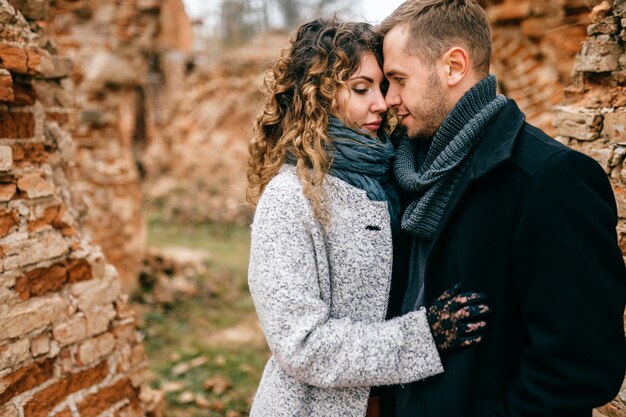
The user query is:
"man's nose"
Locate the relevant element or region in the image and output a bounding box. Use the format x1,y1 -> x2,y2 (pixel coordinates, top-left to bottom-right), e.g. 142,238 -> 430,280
385,86 -> 401,108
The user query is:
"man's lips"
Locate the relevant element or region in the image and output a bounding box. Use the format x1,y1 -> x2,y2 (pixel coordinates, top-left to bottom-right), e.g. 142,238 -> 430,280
397,113 -> 410,125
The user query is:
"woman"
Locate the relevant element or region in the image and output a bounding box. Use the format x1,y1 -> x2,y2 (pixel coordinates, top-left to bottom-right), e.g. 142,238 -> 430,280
246,19 -> 489,417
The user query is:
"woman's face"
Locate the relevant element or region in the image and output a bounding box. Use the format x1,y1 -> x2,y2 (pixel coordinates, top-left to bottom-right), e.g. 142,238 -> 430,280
336,52 -> 388,136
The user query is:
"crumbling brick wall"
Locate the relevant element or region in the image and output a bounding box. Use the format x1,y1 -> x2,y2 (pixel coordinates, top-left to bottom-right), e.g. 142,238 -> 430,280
141,33 -> 287,225
38,0 -> 192,291
0,1 -> 163,415
483,0 -> 600,135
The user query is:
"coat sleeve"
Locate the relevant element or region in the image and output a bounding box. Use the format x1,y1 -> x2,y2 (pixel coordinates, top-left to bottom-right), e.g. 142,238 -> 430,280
493,150 -> 626,417
248,178 -> 443,389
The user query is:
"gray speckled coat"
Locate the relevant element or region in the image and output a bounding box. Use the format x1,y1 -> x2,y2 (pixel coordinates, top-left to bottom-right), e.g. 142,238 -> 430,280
248,166 -> 443,417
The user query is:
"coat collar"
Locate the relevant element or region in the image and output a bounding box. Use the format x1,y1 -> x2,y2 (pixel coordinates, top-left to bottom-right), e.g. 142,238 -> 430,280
429,99 -> 526,242
470,98 -> 526,180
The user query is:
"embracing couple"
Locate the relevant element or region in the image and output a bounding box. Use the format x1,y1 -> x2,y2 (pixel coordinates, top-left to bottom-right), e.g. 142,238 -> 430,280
245,1 -> 626,416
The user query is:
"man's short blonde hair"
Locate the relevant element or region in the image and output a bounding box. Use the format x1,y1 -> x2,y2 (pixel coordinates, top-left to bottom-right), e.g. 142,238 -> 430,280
379,0 -> 492,76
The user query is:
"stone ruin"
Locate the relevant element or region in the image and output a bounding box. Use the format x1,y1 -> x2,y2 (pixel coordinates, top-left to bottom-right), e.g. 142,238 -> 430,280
0,0 -> 625,415
0,0 -> 192,415
483,0 -> 595,135
40,0 -> 193,292
141,31 -> 289,226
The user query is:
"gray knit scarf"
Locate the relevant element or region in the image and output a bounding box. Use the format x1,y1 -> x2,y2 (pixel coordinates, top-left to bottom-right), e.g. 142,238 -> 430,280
287,116 -> 400,231
327,116 -> 400,232
394,74 -> 507,238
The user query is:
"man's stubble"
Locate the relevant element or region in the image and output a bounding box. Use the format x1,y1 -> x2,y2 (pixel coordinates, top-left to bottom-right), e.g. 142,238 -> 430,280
408,70 -> 450,142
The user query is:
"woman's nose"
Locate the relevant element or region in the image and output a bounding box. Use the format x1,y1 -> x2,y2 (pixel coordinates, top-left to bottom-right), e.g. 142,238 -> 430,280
371,91 -> 388,113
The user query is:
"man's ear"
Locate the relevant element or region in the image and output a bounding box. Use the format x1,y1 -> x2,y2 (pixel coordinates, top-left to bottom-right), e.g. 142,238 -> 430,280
441,47 -> 469,87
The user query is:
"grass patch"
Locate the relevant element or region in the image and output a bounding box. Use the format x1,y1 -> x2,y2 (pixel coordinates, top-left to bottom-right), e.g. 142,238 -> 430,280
146,219 -> 251,283
137,221 -> 268,417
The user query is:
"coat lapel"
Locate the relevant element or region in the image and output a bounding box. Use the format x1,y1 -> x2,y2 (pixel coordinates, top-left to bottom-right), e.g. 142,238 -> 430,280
427,99 -> 526,253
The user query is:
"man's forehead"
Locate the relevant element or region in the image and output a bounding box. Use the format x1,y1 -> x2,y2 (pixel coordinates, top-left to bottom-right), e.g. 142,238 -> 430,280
383,24 -> 410,46
383,27 -> 411,74
383,26 -> 409,62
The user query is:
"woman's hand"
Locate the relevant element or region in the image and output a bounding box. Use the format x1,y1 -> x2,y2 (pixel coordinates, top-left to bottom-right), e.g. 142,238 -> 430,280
427,283 -> 491,353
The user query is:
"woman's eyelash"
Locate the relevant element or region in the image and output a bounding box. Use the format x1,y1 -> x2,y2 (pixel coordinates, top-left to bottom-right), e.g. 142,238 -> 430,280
352,88 -> 369,94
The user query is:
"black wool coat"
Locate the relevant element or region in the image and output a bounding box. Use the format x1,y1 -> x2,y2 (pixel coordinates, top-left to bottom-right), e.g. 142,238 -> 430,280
393,99 -> 626,417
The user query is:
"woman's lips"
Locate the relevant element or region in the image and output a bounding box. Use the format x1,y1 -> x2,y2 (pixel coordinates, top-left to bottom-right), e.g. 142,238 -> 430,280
363,120 -> 382,131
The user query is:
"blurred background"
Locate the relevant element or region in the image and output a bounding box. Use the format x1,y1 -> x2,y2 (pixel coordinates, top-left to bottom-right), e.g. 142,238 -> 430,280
0,0 -> 624,416
137,2 -> 397,415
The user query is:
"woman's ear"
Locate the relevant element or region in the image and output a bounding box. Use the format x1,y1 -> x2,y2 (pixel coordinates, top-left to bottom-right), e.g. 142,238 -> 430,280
442,47 -> 469,87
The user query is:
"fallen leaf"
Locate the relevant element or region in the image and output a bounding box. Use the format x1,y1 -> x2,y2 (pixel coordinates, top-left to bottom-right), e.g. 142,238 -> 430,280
210,400 -> 225,412
171,356 -> 208,376
189,356 -> 209,367
161,381 -> 186,393
177,391 -> 195,404
195,393 -> 210,408
203,376 -> 231,395
238,363 -> 255,374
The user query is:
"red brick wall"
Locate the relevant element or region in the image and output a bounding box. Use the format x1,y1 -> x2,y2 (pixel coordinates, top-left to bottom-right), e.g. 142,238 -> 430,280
0,1 -> 163,415
39,0 -> 193,292
484,0 -> 599,135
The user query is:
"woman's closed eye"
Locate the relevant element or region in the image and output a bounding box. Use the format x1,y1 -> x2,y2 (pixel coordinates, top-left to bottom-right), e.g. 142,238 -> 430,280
352,88 -> 369,95
351,85 -> 371,95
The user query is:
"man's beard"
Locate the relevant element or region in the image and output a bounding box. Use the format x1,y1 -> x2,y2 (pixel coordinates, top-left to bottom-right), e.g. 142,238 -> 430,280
408,71 -> 449,141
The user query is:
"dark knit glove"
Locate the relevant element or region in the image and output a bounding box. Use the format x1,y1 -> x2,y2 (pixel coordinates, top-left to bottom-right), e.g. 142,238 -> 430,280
427,283 -> 491,353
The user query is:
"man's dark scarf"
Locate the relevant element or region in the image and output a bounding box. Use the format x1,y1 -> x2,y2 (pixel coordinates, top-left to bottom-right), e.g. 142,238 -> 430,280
394,74 -> 507,239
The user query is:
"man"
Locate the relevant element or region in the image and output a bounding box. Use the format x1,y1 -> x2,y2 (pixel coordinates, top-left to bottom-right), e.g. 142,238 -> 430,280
378,1 -> 626,416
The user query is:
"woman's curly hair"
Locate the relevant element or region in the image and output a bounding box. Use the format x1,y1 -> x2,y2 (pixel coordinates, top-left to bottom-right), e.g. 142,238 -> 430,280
247,18 -> 384,222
